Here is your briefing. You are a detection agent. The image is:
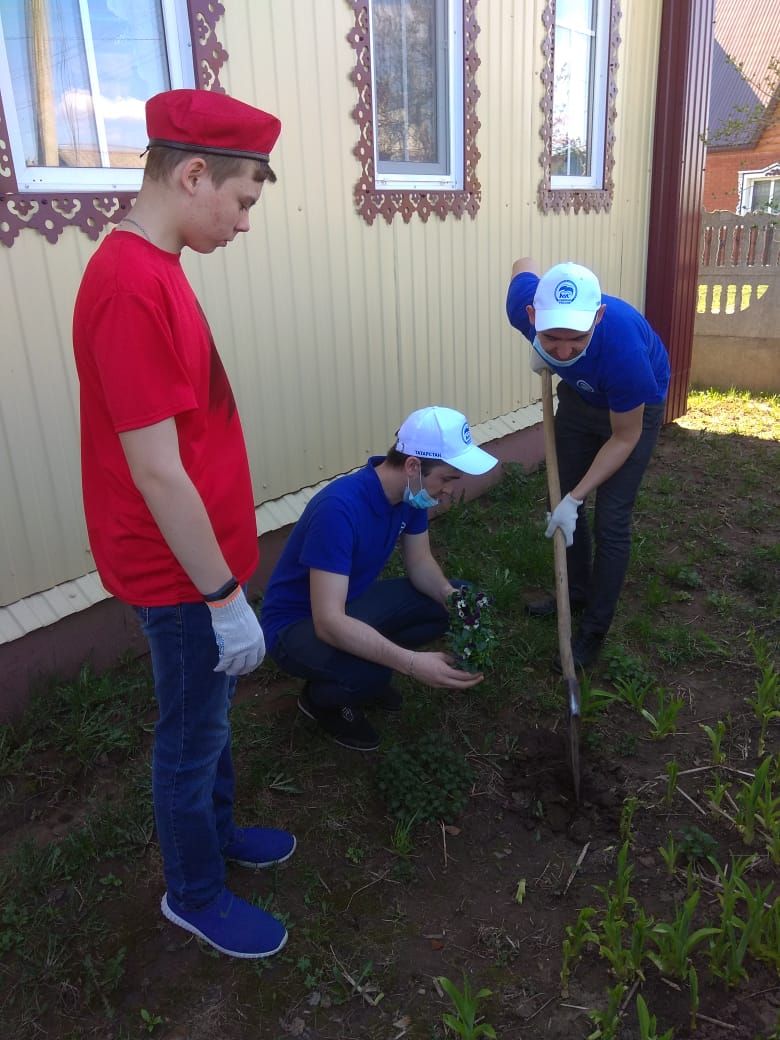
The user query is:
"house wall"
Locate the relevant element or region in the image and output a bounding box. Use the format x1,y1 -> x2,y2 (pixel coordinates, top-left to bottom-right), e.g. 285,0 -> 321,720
0,1 -> 663,694
703,116 -> 780,210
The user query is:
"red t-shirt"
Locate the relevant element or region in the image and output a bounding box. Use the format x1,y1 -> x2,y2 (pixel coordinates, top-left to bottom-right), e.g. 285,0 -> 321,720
72,230 -> 259,605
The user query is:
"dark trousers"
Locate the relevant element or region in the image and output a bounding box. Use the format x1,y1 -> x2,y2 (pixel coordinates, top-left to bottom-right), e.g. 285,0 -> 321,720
555,380 -> 664,639
269,577 -> 450,708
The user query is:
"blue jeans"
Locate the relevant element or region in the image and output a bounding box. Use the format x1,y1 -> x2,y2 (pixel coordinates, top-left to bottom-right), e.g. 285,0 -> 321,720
269,577 -> 451,708
555,380 -> 664,638
134,601 -> 239,910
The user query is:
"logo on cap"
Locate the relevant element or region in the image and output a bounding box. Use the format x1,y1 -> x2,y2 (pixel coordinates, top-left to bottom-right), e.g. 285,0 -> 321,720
554,279 -> 578,304
461,422 -> 472,445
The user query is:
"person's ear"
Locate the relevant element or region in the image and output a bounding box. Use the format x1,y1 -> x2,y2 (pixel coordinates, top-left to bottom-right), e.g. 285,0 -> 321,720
526,304 -> 536,325
594,303 -> 607,326
404,456 -> 420,480
180,156 -> 208,195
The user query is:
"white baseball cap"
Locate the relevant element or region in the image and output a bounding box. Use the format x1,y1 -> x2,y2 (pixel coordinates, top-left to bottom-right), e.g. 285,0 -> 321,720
396,406 -> 498,476
533,262 -> 602,332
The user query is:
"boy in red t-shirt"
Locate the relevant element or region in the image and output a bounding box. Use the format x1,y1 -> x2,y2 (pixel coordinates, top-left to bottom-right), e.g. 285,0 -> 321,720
73,89 -> 294,959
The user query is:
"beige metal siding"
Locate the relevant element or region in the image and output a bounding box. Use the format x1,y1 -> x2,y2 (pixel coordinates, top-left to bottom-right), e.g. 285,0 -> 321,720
0,0 -> 662,613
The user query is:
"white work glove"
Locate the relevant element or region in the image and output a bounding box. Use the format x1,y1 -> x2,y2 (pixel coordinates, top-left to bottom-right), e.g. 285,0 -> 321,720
545,493 -> 583,548
530,344 -> 550,374
207,587 -> 266,676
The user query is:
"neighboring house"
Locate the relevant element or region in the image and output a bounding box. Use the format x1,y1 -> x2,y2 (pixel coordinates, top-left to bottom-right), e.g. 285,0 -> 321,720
703,0 -> 779,213
0,0 -> 712,716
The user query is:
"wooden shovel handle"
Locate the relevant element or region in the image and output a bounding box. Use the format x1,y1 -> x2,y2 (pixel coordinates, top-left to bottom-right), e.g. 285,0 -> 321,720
541,369 -> 577,681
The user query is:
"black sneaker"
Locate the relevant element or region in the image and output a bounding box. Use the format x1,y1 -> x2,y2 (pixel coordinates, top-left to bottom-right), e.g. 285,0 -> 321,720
370,684 -> 403,713
553,631 -> 605,673
297,688 -> 380,751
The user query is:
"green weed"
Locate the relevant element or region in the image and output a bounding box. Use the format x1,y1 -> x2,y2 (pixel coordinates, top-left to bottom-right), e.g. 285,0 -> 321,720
376,734 -> 473,822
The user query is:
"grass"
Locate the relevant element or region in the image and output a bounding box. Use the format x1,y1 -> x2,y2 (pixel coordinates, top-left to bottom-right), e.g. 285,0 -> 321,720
1,388 -> 779,1039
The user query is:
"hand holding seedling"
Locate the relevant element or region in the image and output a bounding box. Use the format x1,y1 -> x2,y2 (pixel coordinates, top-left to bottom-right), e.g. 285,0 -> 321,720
408,650 -> 484,689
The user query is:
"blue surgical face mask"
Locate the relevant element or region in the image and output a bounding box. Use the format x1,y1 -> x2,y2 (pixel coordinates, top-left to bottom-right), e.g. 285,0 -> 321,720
532,333 -> 592,369
404,472 -> 439,509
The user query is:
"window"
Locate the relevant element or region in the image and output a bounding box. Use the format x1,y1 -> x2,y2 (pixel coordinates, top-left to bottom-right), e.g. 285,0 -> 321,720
538,0 -> 621,214
0,0 -> 226,245
347,0 -> 481,224
371,0 -> 462,190
739,165 -> 780,215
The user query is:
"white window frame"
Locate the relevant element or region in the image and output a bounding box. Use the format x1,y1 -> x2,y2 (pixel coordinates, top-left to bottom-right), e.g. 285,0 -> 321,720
738,164 -> 780,215
550,0 -> 610,192
0,0 -> 195,194
368,0 -> 464,192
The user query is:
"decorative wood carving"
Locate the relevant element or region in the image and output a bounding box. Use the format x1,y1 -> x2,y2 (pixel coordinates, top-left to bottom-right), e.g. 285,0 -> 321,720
346,0 -> 482,225
538,0 -> 621,215
0,0 -> 227,246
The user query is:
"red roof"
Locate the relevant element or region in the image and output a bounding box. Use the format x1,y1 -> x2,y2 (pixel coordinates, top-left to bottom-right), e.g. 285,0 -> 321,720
708,0 -> 780,149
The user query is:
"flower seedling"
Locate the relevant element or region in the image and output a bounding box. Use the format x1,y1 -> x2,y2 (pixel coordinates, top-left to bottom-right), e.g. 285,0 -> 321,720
586,982 -> 626,1040
640,688 -> 685,740
635,993 -> 674,1040
447,588 -> 496,673
735,756 -> 776,846
708,857 -> 769,986
659,835 -> 679,877
701,719 -> 728,766
437,974 -> 497,1039
560,906 -> 598,996
664,761 -> 680,807
648,890 -> 719,979
748,631 -> 779,757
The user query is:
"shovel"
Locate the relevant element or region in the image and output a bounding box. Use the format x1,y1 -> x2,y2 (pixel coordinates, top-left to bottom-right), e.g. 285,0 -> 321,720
540,368 -> 582,803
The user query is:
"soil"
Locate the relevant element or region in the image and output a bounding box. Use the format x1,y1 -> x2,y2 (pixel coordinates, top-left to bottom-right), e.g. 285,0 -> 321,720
2,394 -> 779,1040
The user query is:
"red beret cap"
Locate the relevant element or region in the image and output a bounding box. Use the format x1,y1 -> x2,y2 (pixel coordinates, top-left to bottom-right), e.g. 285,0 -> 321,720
146,89 -> 281,162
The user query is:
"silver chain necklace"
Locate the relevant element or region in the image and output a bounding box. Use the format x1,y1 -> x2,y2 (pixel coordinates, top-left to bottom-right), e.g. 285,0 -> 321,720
120,215 -> 152,242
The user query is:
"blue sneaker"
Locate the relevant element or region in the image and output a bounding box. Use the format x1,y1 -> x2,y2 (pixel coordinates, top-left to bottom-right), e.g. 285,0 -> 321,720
223,826 -> 297,869
161,888 -> 287,959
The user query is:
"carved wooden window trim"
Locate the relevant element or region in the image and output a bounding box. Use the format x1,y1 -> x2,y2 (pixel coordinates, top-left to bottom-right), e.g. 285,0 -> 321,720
0,0 -> 227,247
346,0 -> 481,225
538,0 -> 621,215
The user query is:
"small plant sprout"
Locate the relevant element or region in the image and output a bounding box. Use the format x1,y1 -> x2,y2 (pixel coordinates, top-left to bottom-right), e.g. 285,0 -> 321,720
664,760 -> 680,806
560,906 -> 598,997
140,1008 -> 164,1034
636,993 -> 674,1040
390,814 -> 417,858
734,756 -> 776,847
708,856 -> 770,987
620,797 -> 639,844
678,825 -> 719,866
701,719 -> 727,766
446,588 -> 496,673
640,688 -> 685,740
437,974 -> 497,1039
613,675 -> 651,711
586,982 -> 626,1040
659,835 -> 680,877
748,631 -> 780,757
648,890 -> 719,979
705,775 -> 729,812
689,963 -> 700,1031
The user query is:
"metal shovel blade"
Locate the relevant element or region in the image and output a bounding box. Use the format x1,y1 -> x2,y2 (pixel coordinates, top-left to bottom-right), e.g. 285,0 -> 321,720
567,676 -> 582,804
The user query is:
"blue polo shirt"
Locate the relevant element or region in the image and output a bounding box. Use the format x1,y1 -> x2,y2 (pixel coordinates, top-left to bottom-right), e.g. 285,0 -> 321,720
506,272 -> 670,411
261,457 -> 428,651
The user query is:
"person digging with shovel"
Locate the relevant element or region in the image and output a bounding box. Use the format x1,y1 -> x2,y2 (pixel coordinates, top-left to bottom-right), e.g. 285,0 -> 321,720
506,259 -> 670,670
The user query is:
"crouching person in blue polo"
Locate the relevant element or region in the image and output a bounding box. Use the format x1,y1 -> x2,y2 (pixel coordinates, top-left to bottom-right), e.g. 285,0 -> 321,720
261,407 -> 498,751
